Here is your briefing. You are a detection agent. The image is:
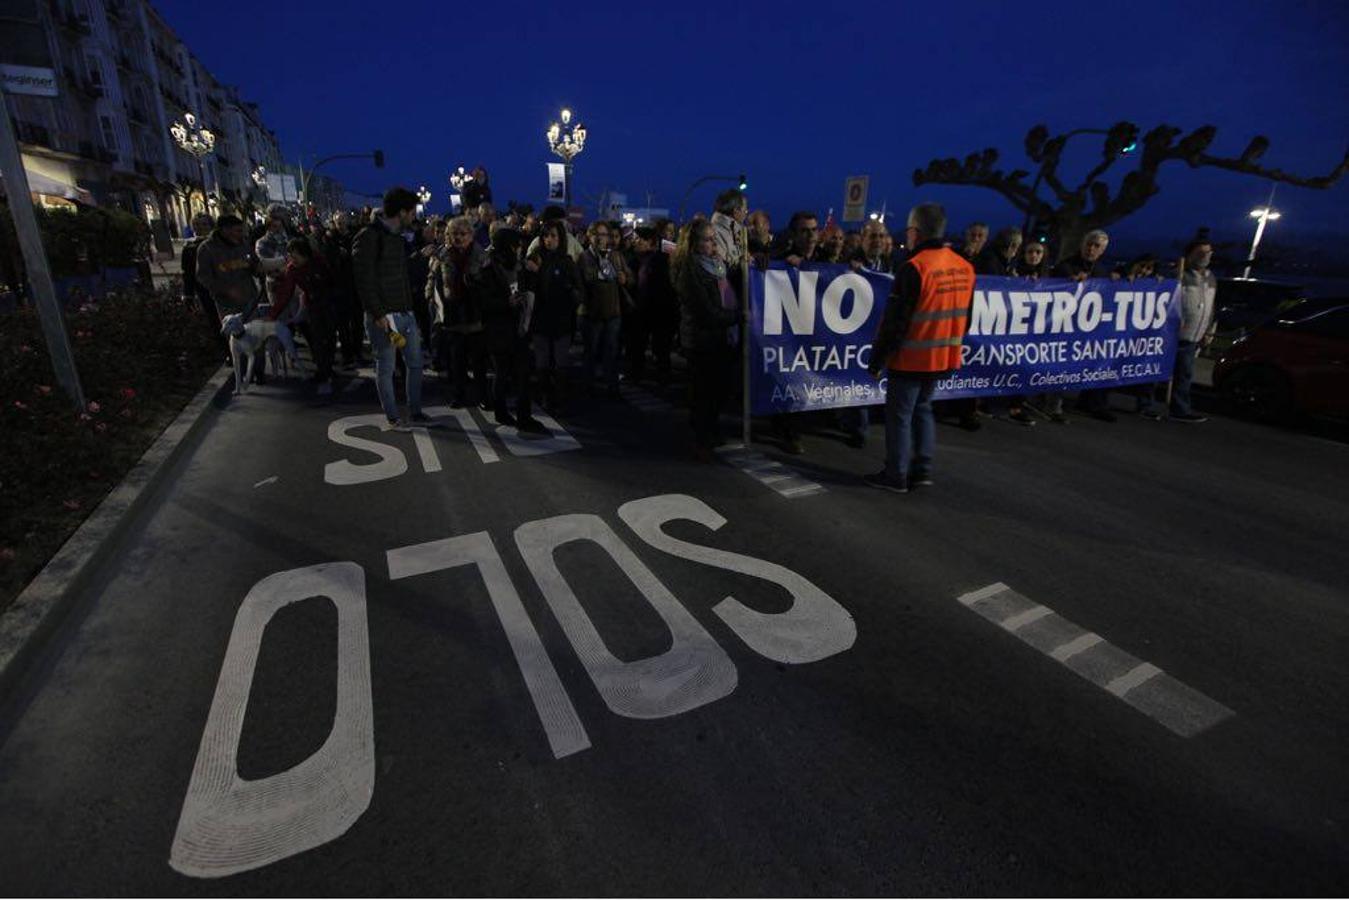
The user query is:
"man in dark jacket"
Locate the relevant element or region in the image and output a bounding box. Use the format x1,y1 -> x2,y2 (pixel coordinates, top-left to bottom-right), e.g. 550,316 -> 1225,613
353,186 -> 429,430
180,213 -> 220,342
525,220 -> 583,413
1055,229 -> 1116,421
768,211 -> 821,454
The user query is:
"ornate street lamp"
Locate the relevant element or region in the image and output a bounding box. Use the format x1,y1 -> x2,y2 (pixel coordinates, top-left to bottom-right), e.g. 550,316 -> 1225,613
1243,186 -> 1281,279
546,107 -> 587,209
169,111 -> 215,214
416,185 -> 432,217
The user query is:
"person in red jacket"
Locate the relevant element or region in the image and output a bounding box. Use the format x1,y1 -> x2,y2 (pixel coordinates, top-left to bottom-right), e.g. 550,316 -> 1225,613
272,237 -> 337,395
865,203 -> 975,494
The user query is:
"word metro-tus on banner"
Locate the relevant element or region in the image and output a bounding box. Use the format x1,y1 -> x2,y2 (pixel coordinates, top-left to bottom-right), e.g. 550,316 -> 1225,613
748,263 -> 1180,415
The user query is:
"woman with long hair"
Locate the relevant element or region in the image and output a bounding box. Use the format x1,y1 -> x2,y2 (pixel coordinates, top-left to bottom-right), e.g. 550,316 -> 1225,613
672,217 -> 741,460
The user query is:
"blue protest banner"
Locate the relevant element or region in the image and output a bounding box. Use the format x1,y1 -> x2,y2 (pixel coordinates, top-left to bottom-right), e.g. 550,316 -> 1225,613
748,262 -> 1179,415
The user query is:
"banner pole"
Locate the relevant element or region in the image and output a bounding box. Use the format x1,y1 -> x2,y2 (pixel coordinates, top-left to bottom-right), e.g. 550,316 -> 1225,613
741,226 -> 751,448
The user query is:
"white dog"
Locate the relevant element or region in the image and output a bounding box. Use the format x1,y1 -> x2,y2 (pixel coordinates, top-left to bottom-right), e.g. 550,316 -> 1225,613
221,314 -> 299,394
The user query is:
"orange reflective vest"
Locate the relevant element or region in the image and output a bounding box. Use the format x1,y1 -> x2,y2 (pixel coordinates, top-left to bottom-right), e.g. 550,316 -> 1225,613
886,247 -> 975,373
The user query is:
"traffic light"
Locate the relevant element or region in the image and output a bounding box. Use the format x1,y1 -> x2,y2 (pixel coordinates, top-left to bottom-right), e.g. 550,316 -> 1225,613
738,173 -> 747,191
373,149 -> 385,168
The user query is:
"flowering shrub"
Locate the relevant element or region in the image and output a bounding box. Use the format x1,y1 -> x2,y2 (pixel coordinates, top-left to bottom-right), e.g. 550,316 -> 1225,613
0,285 -> 221,609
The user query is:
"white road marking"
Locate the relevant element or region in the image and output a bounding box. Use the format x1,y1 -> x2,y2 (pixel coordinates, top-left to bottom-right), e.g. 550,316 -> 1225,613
171,562 -> 374,878
1106,662 -> 1163,698
421,405 -> 500,464
492,412 -> 582,457
387,532 -> 590,759
410,428 -> 442,473
252,476 -> 279,489
514,513 -> 738,719
618,494 -> 856,664
1000,604 -> 1053,632
716,443 -> 825,499
956,582 -> 1234,737
325,414 -> 409,485
1049,632 -> 1103,662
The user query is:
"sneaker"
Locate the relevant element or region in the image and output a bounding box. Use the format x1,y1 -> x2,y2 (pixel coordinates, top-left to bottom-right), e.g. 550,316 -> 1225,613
910,471 -> 935,487
516,416 -> 551,436
1171,412 -> 1208,424
863,470 -> 908,493
1008,409 -> 1037,427
478,397 -> 494,412
380,418 -> 409,433
316,380 -> 333,397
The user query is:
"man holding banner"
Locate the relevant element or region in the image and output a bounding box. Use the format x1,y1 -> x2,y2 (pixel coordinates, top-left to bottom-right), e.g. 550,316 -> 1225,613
865,203 -> 974,493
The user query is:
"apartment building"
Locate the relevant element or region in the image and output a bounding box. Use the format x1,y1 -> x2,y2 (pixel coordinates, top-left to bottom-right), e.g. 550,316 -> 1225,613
3,0 -> 302,235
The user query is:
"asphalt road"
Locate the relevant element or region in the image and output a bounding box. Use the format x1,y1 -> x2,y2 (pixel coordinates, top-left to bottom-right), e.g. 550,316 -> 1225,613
1,366 -> 1346,895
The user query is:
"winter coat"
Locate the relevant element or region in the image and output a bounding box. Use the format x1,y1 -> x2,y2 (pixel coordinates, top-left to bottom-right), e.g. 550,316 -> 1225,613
271,257 -> 333,322
711,211 -> 745,272
676,260 -> 739,353
194,232 -> 260,318
578,247 -> 632,320
1178,267 -> 1218,343
471,255 -> 536,354
352,220 -> 413,319
529,249 -> 583,339
427,243 -> 486,333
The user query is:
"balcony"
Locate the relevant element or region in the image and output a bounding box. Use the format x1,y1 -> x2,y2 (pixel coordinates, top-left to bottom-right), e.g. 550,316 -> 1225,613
15,120 -> 53,147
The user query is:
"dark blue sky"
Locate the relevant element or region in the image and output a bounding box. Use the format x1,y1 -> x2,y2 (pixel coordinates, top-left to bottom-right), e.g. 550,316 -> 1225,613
159,0 -> 1348,246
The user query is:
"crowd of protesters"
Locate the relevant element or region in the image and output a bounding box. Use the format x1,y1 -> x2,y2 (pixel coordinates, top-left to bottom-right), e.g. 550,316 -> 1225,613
181,179 -> 1219,483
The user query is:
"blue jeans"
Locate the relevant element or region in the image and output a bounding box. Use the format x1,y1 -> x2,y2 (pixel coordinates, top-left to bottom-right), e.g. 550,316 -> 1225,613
884,373 -> 936,481
365,312 -> 423,422
1170,340 -> 1199,416
584,316 -> 622,389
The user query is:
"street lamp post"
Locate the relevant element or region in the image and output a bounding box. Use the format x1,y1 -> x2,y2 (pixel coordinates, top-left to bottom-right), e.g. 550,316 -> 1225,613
546,107 -> 587,211
169,111 -> 215,217
1243,185 -> 1281,279
250,165 -> 267,219
417,185 -> 432,218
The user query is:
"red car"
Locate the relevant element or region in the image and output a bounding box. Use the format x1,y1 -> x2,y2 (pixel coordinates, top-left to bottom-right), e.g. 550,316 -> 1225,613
1213,300 -> 1349,420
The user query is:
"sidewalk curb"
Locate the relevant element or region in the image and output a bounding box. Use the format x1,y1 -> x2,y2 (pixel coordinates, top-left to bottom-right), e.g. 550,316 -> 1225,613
0,364 -> 233,702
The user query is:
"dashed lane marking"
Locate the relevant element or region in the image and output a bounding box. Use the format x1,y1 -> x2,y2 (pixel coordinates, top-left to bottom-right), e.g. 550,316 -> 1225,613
252,476 -> 279,489
717,443 -> 825,499
956,582 -> 1234,737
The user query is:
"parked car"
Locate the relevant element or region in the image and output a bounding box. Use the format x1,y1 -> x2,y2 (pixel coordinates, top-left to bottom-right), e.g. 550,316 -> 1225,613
1213,299 -> 1349,420
1214,277 -> 1309,335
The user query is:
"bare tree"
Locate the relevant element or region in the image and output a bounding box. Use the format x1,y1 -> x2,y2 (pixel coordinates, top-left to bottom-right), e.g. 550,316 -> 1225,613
913,123 -> 1349,260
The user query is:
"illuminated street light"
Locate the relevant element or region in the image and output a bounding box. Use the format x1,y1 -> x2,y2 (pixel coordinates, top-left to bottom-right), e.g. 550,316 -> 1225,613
449,166 -> 472,192
546,106 -> 587,209
417,185 -> 432,217
169,111 -> 215,215
1243,186 -> 1281,279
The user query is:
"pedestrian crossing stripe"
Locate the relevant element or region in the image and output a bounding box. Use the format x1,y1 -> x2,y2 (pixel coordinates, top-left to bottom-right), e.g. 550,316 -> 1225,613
717,444 -> 826,499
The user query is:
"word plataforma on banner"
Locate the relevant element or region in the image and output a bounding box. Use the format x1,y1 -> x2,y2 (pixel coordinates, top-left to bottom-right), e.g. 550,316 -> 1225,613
747,263 -> 1180,415
842,176 -> 869,222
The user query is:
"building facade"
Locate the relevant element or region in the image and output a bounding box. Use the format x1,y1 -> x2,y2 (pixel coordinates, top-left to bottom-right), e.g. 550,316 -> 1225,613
3,0 -> 318,236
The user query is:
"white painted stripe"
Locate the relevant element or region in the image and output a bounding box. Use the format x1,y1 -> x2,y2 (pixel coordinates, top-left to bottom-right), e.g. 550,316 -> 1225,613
387,533 -> 591,759
957,582 -> 1009,606
1106,662 -> 1163,698
252,476 -> 279,489
421,405 -> 500,464
780,484 -> 825,497
1049,632 -> 1103,661
1000,604 -> 1053,632
410,427 -> 442,473
759,473 -> 796,484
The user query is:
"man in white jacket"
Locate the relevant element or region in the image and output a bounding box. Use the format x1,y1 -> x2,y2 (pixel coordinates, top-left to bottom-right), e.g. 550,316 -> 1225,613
1149,238 -> 1218,422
